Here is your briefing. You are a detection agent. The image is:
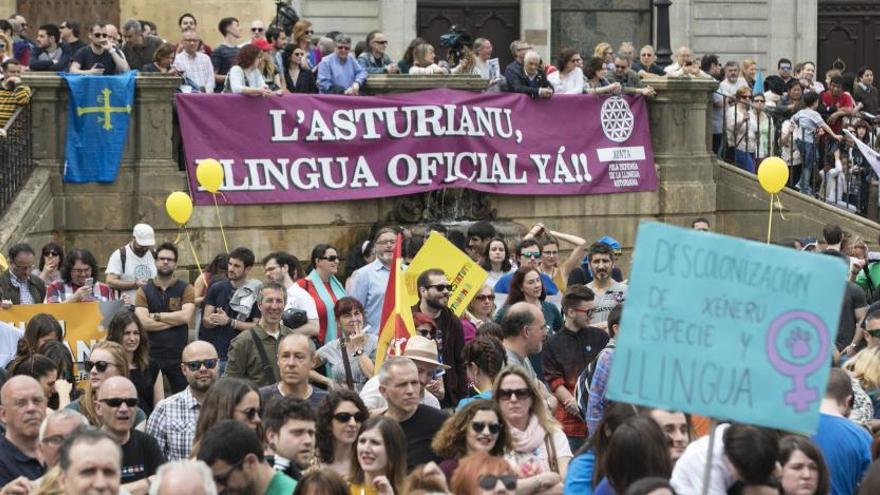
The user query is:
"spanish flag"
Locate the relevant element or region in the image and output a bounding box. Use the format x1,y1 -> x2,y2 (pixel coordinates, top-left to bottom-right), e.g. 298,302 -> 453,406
375,233 -> 416,369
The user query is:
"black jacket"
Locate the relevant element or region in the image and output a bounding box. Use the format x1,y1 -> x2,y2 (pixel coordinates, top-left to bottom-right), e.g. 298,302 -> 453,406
507,67 -> 552,98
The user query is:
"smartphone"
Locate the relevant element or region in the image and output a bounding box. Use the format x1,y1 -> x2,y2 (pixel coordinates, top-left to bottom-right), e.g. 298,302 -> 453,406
84,277 -> 94,288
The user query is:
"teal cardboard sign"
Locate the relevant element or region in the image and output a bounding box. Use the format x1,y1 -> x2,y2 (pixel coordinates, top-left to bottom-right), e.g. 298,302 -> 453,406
606,222 -> 846,433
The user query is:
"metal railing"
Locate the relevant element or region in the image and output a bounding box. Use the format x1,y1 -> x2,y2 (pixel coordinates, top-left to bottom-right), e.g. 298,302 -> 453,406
0,100 -> 34,217
715,91 -> 880,217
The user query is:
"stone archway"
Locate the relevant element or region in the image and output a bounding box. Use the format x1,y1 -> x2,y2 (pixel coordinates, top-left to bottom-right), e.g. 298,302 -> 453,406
817,1 -> 880,82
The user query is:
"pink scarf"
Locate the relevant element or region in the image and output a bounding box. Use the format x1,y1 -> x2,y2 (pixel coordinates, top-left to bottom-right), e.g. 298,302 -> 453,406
508,415 -> 545,453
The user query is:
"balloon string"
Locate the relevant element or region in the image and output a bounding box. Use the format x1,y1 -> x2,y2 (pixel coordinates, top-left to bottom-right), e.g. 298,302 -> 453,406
183,224 -> 204,275
766,193 -> 773,244
213,193 -> 230,254
774,193 -> 787,221
172,226 -> 183,245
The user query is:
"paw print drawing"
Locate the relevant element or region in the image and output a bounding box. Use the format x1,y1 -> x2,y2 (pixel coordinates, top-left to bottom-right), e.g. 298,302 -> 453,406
785,328 -> 812,359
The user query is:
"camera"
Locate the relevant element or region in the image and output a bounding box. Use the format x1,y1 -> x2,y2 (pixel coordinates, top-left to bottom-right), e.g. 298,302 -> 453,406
439,25 -> 472,65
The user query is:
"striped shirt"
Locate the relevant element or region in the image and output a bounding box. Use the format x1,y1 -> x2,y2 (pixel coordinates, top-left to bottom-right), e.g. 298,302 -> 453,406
0,83 -> 31,128
145,387 -> 201,461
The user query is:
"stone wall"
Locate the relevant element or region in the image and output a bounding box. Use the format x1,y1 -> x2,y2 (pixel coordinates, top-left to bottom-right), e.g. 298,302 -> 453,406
7,73 -> 879,282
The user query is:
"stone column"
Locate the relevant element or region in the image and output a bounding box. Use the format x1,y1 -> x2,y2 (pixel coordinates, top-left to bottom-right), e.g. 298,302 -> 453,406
645,77 -> 719,225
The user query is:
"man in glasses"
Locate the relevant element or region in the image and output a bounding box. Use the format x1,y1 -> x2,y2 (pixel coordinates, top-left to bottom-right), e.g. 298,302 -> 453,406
316,33 -> 366,95
249,20 -> 266,43
146,341 -> 220,461
542,286 -> 608,453
199,419 -> 296,495
106,223 -> 157,303
38,410 -> 88,469
172,29 -> 216,93
352,227 -> 398,333
633,44 -> 664,77
0,243 -> 45,308
263,396 -> 315,481
765,57 -> 794,96
45,248 -> 115,303
608,53 -> 656,97
58,21 -> 85,58
69,22 -> 130,74
414,268 -> 467,408
134,242 -> 196,393
357,30 -> 398,74
95,376 -> 165,494
120,19 -> 162,71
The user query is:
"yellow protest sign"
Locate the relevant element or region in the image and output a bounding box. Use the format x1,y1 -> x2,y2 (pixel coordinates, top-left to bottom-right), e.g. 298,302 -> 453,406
0,302 -> 115,384
405,232 -> 489,316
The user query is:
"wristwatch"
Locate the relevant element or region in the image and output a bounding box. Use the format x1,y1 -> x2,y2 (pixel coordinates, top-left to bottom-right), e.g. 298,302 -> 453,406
352,349 -> 365,357
152,313 -> 161,322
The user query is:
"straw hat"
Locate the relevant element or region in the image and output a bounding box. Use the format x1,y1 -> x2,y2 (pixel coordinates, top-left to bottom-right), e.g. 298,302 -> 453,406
403,335 -> 450,369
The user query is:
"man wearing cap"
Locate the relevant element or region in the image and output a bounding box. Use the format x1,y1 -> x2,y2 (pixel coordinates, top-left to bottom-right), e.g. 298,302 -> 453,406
567,236 -> 625,287
106,223 -> 158,302
413,268 -> 466,408
377,350 -> 449,471
358,335 -> 442,411
584,242 -> 627,329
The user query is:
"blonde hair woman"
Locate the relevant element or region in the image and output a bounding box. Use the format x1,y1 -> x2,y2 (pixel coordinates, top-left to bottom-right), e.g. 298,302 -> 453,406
844,346 -> 880,423
64,341 -> 146,426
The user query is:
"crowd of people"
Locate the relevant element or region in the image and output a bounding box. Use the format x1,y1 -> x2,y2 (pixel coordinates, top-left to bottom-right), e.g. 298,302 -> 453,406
0,217 -> 879,495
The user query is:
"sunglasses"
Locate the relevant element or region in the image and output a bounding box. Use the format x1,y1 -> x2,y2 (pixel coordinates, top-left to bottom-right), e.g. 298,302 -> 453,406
497,387 -> 531,401
521,252 -> 541,259
478,475 -> 517,490
428,284 -> 453,292
93,32 -> 107,38
471,421 -> 501,435
0,43 -> 6,49
337,45 -> 351,51
305,30 -> 314,35
238,407 -> 260,421
333,412 -> 367,423
99,397 -> 139,408
780,65 -> 792,70
184,359 -> 219,371
474,294 -> 493,302
45,251 -> 61,257
293,52 -> 305,57
417,328 -> 435,338
320,255 -> 339,262
867,329 -> 880,338
374,40 -> 388,45
251,27 -> 264,32
84,360 -> 113,373
615,65 -> 628,69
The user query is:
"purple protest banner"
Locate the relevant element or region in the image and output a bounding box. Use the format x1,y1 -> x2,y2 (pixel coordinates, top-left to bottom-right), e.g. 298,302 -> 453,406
175,88 -> 657,205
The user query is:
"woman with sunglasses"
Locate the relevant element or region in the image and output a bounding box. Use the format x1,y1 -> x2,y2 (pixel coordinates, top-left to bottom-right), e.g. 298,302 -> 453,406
298,244 -> 348,346
349,416 -> 407,495
191,377 -> 261,456
432,400 -> 510,481
458,336 -> 507,410
280,43 -> 319,94
106,310 -> 164,416
292,20 -> 320,69
462,284 -> 496,343
451,452 -> 518,495
494,366 -> 570,494
313,297 -> 377,392
726,86 -> 757,173
316,389 -> 370,480
33,242 -> 64,285
65,340 -> 146,426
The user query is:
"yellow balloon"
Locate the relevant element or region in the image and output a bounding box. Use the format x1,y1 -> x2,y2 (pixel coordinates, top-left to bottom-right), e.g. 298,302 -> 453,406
165,191 -> 193,225
757,157 -> 789,194
196,159 -> 224,193
0,253 -> 7,272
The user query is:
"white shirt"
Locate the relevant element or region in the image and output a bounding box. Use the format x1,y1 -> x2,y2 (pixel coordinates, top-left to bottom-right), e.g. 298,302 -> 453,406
0,321 -> 23,367
105,244 -> 157,301
173,50 -> 215,93
285,283 -> 318,319
359,375 -> 441,410
547,67 -> 585,95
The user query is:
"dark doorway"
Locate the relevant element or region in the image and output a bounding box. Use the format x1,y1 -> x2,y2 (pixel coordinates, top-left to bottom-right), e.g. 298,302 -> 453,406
417,1 -> 520,70
817,1 -> 880,85
16,0 -> 120,35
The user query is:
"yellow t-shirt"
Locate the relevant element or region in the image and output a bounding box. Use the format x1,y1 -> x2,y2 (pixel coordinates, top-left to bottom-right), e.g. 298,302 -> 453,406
349,483 -> 378,495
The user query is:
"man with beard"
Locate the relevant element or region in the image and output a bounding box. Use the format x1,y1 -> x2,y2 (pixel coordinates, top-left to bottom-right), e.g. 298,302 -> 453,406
0,376 -> 46,485
263,397 -> 315,482
203,247 -> 262,371
413,268 -> 467,408
258,334 -> 327,411
134,242 -> 196,393
106,224 -> 157,302
146,341 -> 220,461
352,227 -> 398,334
584,242 -> 627,329
226,283 -> 296,387
96,377 -> 165,494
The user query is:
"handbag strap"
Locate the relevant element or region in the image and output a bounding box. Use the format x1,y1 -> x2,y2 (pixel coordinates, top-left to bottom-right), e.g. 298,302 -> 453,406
249,329 -> 275,385
544,432 -> 559,474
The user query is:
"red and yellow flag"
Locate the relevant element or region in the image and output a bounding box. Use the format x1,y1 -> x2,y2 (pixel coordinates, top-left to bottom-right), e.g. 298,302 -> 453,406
375,233 -> 416,369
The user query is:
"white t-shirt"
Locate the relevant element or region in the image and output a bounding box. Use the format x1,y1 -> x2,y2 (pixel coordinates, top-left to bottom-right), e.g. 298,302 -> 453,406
359,375 -> 441,410
0,321 -> 23,368
285,283 -> 318,319
671,423 -> 734,495
547,67 -> 585,95
105,244 -> 157,301
504,427 -> 572,477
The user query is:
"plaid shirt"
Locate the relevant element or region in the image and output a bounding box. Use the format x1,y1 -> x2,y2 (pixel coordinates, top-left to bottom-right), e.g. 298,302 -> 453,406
145,387 -> 200,461
44,281 -> 115,303
173,51 -> 215,93
585,341 -> 614,437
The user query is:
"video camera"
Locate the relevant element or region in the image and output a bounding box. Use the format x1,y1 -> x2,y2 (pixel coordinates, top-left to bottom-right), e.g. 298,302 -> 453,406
439,25 -> 472,65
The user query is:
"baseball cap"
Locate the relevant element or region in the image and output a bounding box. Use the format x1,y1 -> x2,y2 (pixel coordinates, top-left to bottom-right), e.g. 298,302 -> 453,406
252,38 -> 272,52
133,224 -> 156,247
801,236 -> 818,251
597,235 -> 622,255
403,335 -> 450,369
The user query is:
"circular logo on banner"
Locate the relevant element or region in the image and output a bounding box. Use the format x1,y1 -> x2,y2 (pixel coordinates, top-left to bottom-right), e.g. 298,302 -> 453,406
600,96 -> 635,143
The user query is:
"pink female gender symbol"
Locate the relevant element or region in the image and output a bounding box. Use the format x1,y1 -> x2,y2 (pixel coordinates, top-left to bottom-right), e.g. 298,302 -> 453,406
765,311 -> 830,413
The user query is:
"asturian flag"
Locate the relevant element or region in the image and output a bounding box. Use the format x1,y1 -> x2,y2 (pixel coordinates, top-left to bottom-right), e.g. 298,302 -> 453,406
844,129 -> 880,178
60,72 -> 136,183
374,233 -> 416,369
